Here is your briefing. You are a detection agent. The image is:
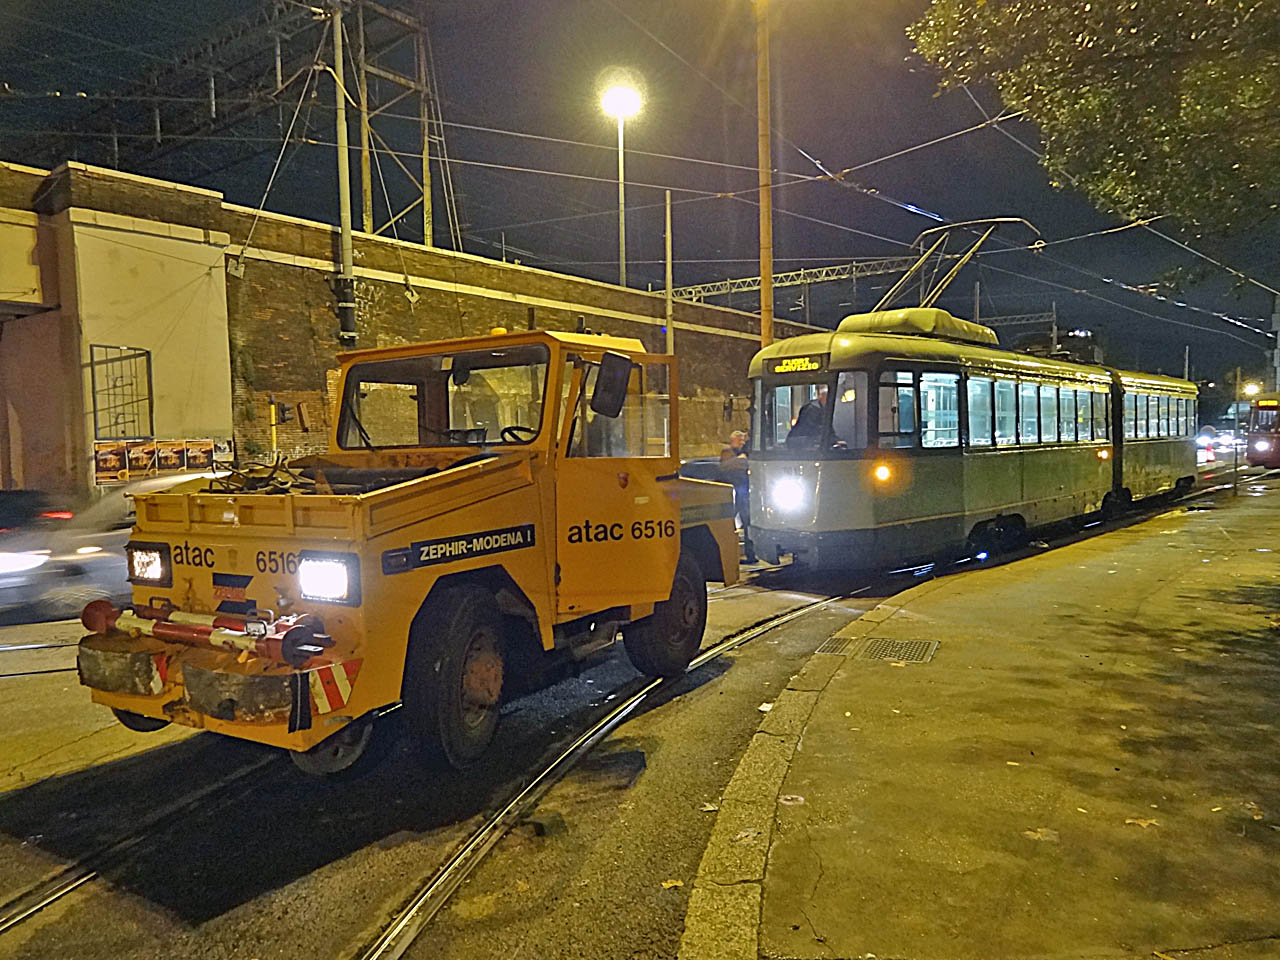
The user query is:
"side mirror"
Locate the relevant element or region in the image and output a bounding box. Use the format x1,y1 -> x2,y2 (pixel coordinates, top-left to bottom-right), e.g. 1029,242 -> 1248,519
590,352 -> 633,419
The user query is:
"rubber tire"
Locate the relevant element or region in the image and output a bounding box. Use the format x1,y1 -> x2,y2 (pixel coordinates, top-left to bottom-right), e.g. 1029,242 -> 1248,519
623,553 -> 708,678
289,714 -> 392,780
402,587 -> 506,770
112,708 -> 170,733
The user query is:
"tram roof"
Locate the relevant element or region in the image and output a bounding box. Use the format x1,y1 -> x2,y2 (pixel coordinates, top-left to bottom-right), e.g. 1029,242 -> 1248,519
750,311 -> 1195,394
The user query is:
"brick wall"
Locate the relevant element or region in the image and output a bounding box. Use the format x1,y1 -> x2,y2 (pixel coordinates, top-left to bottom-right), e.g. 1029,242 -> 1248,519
10,162 -> 814,462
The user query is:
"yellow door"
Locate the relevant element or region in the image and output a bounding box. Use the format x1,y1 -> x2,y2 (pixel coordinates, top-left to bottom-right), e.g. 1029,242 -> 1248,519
555,355 -> 679,616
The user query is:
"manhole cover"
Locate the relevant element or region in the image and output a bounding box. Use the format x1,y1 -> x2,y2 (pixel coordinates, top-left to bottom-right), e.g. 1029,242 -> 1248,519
858,638 -> 938,664
815,633 -> 859,656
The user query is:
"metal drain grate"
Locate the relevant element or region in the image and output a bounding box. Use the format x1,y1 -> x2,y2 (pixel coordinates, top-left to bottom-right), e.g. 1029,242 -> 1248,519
858,638 -> 939,664
814,633 -> 859,656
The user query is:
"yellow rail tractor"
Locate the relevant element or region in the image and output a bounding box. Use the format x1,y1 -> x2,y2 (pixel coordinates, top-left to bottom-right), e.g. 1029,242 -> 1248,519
78,330 -> 739,776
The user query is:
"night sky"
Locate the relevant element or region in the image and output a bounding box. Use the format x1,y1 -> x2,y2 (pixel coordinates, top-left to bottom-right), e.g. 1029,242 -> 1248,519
2,0 -> 1275,383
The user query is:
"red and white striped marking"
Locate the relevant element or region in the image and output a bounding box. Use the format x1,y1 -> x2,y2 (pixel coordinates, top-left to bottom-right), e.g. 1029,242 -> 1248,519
308,660 -> 362,715
150,654 -> 169,695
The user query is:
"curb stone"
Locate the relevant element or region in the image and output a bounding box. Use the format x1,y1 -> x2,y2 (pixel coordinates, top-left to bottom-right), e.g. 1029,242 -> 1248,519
675,577 -> 952,960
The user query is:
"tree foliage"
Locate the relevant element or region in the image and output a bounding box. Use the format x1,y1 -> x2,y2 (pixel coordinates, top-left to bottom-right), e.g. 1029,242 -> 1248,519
908,1 -> 1280,234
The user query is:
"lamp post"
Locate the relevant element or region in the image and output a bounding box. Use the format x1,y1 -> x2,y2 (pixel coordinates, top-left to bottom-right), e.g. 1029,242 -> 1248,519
1234,375 -> 1262,494
601,84 -> 642,287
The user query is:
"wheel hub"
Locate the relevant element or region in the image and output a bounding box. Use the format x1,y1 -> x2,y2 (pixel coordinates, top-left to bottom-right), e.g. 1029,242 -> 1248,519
460,632 -> 503,726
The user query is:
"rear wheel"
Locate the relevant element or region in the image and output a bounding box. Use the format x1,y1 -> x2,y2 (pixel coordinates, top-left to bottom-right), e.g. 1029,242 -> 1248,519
403,587 -> 506,769
111,708 -> 170,733
623,553 -> 707,678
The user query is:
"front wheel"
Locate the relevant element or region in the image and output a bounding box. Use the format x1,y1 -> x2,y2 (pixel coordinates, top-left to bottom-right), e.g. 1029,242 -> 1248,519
112,708 -> 170,733
623,553 -> 707,678
403,587 -> 506,769
289,714 -> 390,779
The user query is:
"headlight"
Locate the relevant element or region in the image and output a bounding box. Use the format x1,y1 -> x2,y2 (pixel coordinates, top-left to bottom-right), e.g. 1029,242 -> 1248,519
770,476 -> 808,513
298,553 -> 361,605
1256,440 -> 1272,452
0,552 -> 48,575
126,541 -> 171,586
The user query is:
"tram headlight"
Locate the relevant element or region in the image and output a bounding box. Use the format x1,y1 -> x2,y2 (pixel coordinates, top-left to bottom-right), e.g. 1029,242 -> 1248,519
770,476 -> 808,513
1256,440 -> 1272,453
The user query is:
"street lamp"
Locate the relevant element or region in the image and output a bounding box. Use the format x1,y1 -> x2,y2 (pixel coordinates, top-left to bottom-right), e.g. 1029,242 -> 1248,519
1244,382 -> 1261,397
601,84 -> 642,287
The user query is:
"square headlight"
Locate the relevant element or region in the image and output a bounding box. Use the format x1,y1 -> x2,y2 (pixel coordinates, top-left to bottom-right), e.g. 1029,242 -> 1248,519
298,552 -> 361,605
126,541 -> 172,587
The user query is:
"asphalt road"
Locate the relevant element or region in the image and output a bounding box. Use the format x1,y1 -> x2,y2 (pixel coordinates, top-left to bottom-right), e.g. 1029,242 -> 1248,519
0,573 -> 876,960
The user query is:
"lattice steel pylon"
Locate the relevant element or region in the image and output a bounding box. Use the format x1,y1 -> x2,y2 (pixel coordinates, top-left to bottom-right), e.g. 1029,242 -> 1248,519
14,0 -> 454,249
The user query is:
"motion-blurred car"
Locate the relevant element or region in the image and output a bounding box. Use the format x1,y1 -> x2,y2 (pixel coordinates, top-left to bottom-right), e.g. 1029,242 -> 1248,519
0,490 -> 74,535
0,474 -> 215,622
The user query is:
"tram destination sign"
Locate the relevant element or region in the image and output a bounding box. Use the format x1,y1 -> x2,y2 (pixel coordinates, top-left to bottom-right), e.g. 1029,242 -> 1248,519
768,354 -> 829,375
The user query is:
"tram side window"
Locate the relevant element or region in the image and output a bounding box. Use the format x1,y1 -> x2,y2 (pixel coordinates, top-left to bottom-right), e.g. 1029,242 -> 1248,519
1018,381 -> 1040,443
1059,388 -> 1076,442
1161,395 -> 1172,437
967,376 -> 994,447
1040,385 -> 1060,443
1124,393 -> 1137,439
831,371 -> 869,449
1076,389 -> 1092,441
1177,398 -> 1187,436
1138,395 -> 1150,438
921,373 -> 960,448
1092,391 -> 1109,441
995,380 -> 1017,445
878,370 -> 917,448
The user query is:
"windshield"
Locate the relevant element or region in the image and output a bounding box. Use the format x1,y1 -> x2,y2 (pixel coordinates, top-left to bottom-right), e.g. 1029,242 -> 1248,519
1251,405 -> 1278,433
339,344 -> 550,449
753,372 -> 868,455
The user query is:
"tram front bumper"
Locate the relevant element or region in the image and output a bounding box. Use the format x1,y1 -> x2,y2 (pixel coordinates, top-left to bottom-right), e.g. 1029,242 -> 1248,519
751,526 -> 874,570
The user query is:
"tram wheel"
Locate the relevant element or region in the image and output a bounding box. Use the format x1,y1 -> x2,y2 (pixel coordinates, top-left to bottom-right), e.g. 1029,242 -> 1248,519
623,553 -> 707,678
111,708 -> 170,733
403,586 -> 505,770
289,714 -> 389,779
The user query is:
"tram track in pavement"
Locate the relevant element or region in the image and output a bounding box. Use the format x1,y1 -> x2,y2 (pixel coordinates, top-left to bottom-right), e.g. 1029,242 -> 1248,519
0,471 -> 1271,950
348,586 -> 873,960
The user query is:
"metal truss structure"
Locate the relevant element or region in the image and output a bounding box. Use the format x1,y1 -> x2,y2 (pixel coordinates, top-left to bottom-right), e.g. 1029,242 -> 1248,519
16,0 -> 454,248
671,257 -> 921,303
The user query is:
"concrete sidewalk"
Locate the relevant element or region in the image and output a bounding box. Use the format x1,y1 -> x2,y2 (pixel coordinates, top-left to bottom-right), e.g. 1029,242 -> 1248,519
681,476 -> 1280,960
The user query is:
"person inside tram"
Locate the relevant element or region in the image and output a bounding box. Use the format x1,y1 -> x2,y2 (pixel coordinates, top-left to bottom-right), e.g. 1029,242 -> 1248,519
786,384 -> 828,450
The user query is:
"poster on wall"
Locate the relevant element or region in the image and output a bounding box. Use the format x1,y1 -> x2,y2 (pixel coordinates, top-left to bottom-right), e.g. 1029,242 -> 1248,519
156,440 -> 186,473
93,442 -> 128,485
213,439 -> 234,464
126,440 -> 157,477
184,439 -> 215,471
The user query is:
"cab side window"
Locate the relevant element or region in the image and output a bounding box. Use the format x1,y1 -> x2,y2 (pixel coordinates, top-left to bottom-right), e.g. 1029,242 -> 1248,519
567,359 -> 671,458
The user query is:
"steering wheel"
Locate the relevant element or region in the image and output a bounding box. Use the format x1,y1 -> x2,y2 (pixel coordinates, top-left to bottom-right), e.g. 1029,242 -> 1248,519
500,424 -> 538,443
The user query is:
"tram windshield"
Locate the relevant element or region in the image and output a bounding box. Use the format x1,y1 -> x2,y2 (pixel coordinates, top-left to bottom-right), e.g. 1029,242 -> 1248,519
753,372 -> 869,455
1250,402 -> 1278,433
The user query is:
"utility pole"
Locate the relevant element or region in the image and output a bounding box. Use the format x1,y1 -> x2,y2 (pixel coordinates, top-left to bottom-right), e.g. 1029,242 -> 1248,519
1183,345 -> 1190,381
1050,301 -> 1058,352
1271,294 -> 1280,391
755,0 -> 774,347
332,2 -> 357,342
973,280 -> 980,323
664,190 -> 674,355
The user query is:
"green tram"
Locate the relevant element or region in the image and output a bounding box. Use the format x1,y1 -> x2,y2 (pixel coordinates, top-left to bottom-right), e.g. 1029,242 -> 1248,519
747,308 -> 1198,569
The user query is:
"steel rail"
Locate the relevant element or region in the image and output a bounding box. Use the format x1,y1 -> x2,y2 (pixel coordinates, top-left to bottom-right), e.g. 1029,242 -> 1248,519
0,756 -> 275,936
353,587 -> 871,960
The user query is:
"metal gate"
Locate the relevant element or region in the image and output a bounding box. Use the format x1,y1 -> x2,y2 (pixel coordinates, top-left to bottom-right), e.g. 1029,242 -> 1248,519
89,344 -> 154,440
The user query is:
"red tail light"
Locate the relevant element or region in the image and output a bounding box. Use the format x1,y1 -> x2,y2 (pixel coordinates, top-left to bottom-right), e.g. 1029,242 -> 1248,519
41,511 -> 74,520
